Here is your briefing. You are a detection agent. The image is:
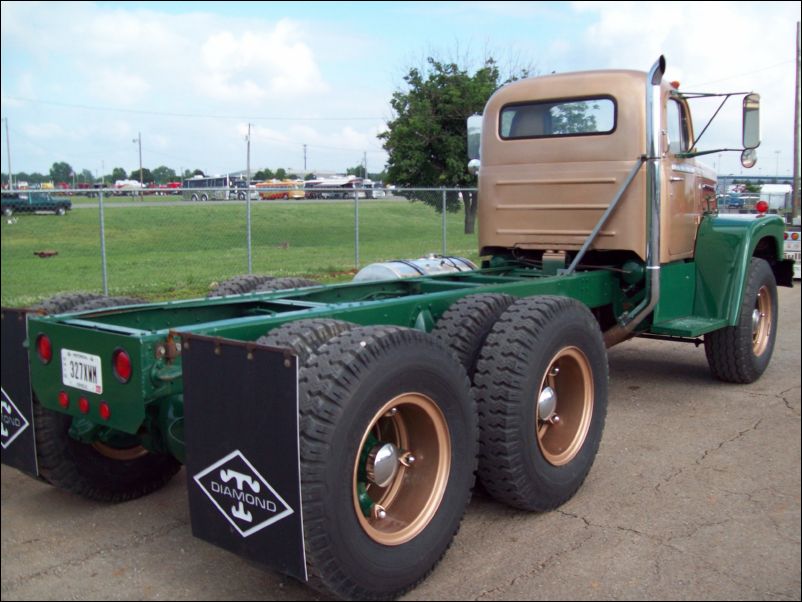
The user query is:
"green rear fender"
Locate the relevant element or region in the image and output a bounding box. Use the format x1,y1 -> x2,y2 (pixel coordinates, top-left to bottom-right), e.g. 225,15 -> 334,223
694,213 -> 788,326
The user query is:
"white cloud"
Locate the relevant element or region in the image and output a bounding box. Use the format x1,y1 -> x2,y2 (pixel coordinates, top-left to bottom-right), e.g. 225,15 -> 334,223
197,22 -> 325,102
556,1 -> 799,175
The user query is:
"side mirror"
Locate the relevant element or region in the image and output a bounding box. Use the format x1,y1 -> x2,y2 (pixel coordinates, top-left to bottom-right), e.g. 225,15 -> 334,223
740,148 -> 757,169
742,93 -> 760,150
467,114 -> 482,161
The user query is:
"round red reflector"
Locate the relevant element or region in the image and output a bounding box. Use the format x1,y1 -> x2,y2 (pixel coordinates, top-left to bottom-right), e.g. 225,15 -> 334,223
58,391 -> 70,409
785,232 -> 789,240
78,397 -> 90,414
113,349 -> 132,383
99,402 -> 111,421
36,334 -> 52,364
755,200 -> 769,214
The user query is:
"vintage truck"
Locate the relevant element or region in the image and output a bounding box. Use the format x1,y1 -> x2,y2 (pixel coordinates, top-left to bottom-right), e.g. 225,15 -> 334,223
1,57 -> 794,600
1,191 -> 72,216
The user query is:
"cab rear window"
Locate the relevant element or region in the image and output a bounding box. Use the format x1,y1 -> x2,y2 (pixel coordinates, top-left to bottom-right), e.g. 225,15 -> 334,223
500,97 -> 616,139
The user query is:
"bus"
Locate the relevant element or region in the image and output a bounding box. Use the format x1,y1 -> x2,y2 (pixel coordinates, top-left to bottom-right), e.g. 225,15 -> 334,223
255,180 -> 305,200
182,175 -> 257,202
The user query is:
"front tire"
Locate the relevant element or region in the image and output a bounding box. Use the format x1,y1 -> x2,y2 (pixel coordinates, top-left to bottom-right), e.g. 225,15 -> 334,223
299,326 -> 477,600
705,257 -> 778,383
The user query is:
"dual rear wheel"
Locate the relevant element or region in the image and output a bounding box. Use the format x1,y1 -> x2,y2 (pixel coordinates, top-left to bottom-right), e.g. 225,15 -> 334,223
269,294 -> 608,599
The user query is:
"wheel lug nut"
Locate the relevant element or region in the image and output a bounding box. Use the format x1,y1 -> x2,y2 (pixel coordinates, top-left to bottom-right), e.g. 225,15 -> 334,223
400,452 -> 416,467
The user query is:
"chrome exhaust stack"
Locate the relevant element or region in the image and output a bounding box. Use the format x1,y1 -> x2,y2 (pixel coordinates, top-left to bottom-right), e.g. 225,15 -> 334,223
604,55 -> 665,347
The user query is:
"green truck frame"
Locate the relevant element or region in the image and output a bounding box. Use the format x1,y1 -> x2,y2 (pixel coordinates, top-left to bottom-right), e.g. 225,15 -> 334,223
1,57 -> 795,600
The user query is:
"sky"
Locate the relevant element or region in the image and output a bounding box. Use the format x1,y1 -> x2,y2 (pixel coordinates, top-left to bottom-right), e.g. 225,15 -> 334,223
1,1 -> 800,181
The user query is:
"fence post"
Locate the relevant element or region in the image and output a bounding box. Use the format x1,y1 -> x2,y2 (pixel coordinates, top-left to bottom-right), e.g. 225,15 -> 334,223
354,189 -> 360,269
442,187 -> 447,256
99,188 -> 109,295
246,191 -> 253,274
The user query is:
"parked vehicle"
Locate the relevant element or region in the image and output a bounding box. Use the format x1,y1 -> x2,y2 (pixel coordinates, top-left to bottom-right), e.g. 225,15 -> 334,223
1,191 -> 72,216
182,175 -> 257,201
255,179 -> 305,200
1,57 -> 794,601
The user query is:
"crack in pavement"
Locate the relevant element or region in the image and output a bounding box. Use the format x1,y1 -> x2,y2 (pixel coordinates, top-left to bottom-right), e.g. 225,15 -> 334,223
655,417 -> 764,494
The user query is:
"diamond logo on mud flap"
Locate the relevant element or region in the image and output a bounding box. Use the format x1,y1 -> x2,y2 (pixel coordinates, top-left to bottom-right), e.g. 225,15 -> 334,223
1,388 -> 30,450
193,449 -> 294,538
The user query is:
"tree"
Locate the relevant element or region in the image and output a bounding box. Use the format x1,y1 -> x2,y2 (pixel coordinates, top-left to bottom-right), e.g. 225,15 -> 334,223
140,167 -> 154,183
49,161 -> 74,185
274,168 -> 287,180
152,165 -> 177,184
111,167 -> 128,182
80,169 -> 94,183
255,168 -> 275,181
347,164 -> 367,179
380,57 -> 528,233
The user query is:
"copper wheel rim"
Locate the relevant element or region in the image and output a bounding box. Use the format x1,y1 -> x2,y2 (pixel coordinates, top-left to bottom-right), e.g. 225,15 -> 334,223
352,393 -> 451,546
92,442 -> 149,461
536,347 -> 594,466
752,285 -> 773,356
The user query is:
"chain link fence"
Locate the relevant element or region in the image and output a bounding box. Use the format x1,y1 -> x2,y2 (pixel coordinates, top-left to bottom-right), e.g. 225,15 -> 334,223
1,187 -> 479,305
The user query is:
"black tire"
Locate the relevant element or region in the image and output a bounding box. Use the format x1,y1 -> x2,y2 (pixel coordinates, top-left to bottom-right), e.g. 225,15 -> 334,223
705,258 -> 778,383
55,207 -> 66,216
474,296 -> 608,511
208,274 -> 276,297
256,318 -> 355,365
299,326 -> 477,600
251,277 -> 320,292
432,293 -> 516,378
32,292 -> 107,314
31,294 -> 180,501
70,295 -> 143,311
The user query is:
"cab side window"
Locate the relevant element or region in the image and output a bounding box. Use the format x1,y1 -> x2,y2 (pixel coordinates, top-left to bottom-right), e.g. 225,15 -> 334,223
667,98 -> 691,155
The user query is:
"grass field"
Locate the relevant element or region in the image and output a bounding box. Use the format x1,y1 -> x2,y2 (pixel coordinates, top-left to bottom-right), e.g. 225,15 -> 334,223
1,198 -> 479,306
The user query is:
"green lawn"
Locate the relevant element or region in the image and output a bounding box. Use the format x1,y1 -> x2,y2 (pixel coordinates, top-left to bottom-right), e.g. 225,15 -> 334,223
1,199 -> 478,306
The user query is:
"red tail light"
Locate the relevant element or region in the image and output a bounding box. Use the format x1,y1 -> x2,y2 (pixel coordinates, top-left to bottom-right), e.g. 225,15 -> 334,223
36,334 -> 52,364
99,402 -> 111,421
755,200 -> 769,214
78,397 -> 90,414
113,349 -> 132,383
793,232 -> 800,241
785,232 -> 789,240
58,391 -> 70,409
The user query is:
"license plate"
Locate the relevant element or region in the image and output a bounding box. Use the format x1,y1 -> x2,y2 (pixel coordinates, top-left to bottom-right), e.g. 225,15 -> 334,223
61,349 -> 103,394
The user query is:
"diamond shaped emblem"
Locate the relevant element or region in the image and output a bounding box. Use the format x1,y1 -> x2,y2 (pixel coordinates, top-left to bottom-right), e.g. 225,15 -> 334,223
1,387 -> 31,450
193,449 -> 294,538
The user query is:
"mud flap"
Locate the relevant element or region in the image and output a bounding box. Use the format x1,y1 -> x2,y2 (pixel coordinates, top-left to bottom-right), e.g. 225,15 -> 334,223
1,308 -> 40,477
181,333 -> 306,582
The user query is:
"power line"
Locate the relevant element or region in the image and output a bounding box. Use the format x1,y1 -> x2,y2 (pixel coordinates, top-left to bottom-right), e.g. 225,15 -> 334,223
685,60 -> 793,88
2,96 -> 385,122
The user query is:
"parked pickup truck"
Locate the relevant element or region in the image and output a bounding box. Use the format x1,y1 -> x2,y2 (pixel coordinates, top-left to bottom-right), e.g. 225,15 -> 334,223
1,191 -> 72,216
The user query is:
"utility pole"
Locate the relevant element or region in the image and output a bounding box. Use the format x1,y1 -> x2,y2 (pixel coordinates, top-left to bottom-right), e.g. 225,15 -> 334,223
3,117 -> 12,190
793,21 -> 801,219
363,151 -> 367,179
133,132 -> 143,188
303,144 -> 307,175
246,123 -> 253,274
